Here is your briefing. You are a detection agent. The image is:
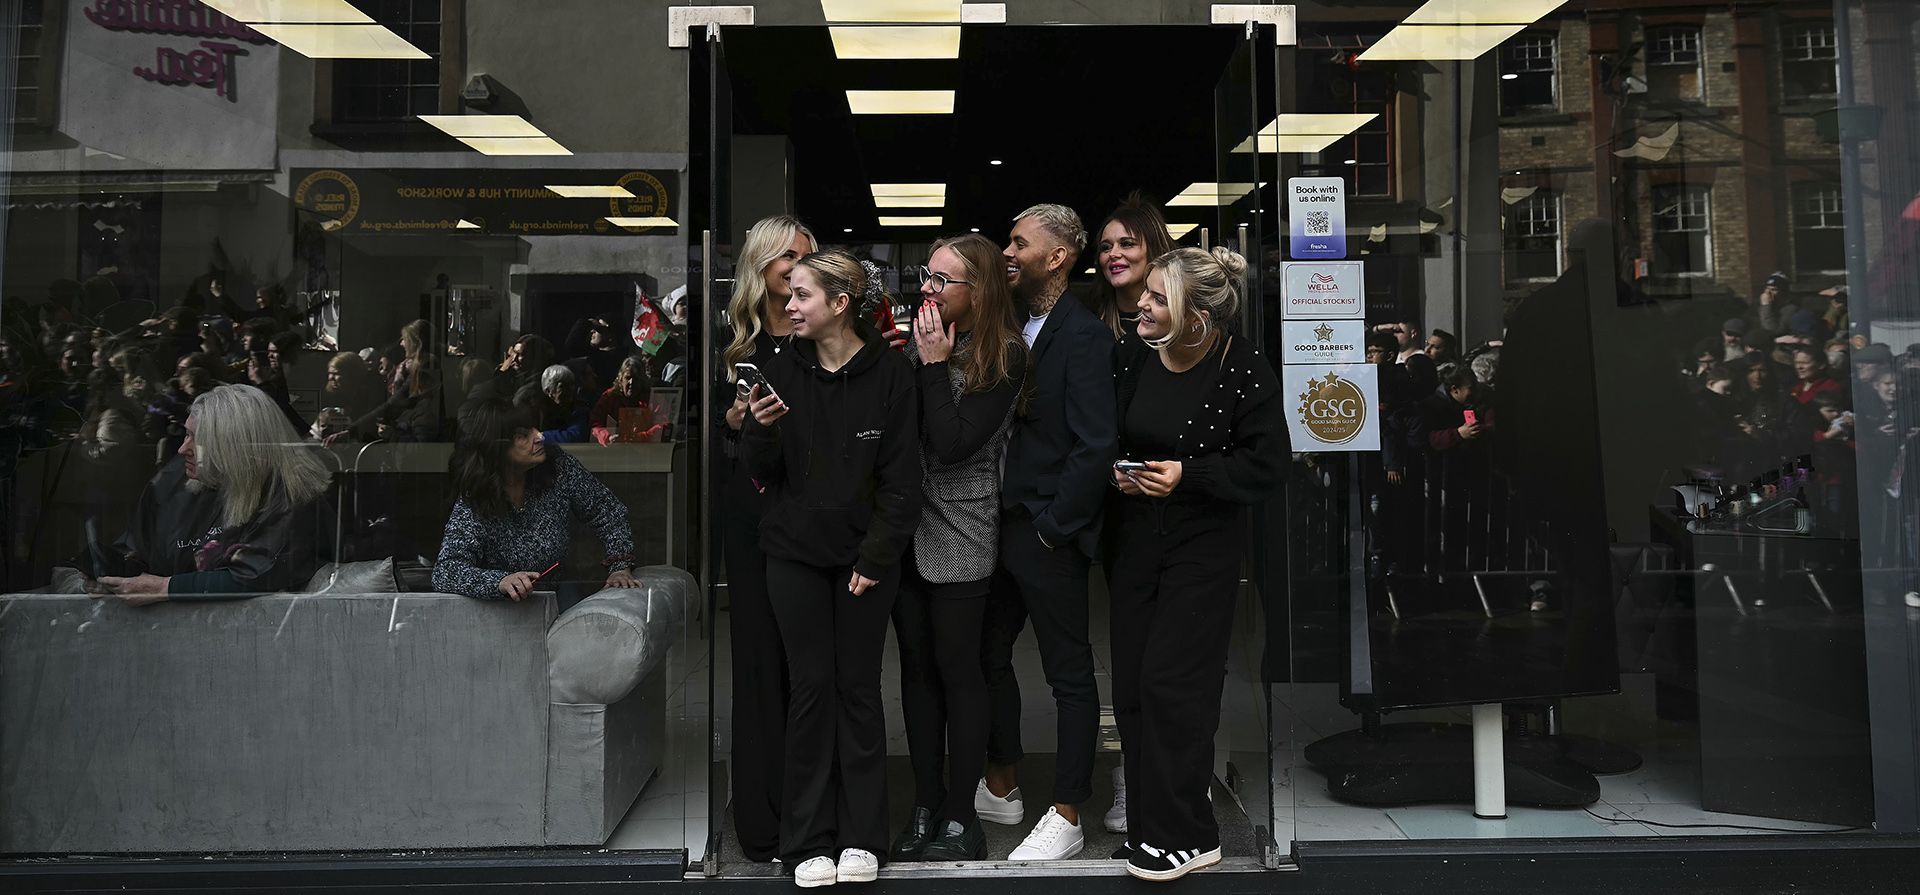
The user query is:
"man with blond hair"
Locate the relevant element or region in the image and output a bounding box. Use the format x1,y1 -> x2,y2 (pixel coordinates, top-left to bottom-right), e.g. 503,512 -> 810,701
978,203 -> 1117,861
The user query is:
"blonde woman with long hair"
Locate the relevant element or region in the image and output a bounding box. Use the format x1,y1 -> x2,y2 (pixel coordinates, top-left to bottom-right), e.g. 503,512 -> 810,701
718,213 -> 818,864
1108,248 -> 1286,881
89,384 -> 334,604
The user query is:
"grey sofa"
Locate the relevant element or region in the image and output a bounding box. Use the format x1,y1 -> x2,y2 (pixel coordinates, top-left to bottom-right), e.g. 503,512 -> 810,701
0,565 -> 693,854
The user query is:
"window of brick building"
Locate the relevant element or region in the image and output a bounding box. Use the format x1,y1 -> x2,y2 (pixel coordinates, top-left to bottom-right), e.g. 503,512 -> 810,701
1652,183 -> 1713,276
1506,190 -> 1562,282
6,0 -> 48,127
1782,22 -> 1840,103
1500,33 -> 1558,115
333,0 -> 445,123
1792,182 -> 1846,274
1646,25 -> 1705,102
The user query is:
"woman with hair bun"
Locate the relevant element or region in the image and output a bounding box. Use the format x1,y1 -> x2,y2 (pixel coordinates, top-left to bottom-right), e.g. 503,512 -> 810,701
742,249 -> 921,887
1108,247 -> 1287,882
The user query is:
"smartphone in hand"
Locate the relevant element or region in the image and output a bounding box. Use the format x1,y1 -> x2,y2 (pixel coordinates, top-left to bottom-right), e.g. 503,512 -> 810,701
1114,460 -> 1149,472
735,362 -> 784,407
1463,410 -> 1478,426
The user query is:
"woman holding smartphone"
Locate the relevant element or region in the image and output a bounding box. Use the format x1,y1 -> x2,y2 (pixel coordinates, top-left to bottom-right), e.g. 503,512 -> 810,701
887,235 -> 1027,863
743,250 -> 922,887
1109,247 -> 1286,882
717,214 -> 818,863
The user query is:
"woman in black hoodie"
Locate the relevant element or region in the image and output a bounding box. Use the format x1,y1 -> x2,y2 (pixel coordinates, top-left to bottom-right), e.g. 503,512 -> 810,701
743,249 -> 922,888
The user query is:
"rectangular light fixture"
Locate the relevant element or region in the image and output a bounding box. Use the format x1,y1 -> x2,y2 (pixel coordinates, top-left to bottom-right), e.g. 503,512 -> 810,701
1234,113 -> 1379,154
879,215 -> 943,226
874,195 -> 945,208
1357,24 -> 1528,61
545,185 -> 638,199
455,219 -> 481,230
200,0 -> 372,23
830,26 -> 961,59
1403,0 -> 1567,25
870,183 -> 947,197
1166,223 -> 1198,239
820,0 -> 962,23
247,23 -> 430,59
1167,182 -> 1259,206
454,136 -> 573,156
847,90 -> 956,115
608,217 -> 681,229
420,114 -> 546,138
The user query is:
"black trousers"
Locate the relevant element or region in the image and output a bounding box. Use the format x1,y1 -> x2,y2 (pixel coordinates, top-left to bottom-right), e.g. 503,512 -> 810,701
893,560 -> 990,824
1108,500 -> 1241,851
721,476 -> 786,862
982,511 -> 1098,806
766,557 -> 898,864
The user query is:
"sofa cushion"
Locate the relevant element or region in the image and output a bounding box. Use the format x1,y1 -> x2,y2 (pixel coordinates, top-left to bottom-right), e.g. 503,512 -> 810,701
546,566 -> 694,704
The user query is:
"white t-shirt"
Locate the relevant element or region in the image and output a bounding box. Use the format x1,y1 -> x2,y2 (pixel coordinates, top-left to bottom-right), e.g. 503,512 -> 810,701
1023,312 -> 1049,347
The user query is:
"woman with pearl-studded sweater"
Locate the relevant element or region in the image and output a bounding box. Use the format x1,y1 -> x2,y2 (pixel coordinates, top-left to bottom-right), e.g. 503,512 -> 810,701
1105,246 -> 1287,883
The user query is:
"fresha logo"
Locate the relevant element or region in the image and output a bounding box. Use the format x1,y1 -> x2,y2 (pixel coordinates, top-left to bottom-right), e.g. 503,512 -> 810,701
1297,371 -> 1366,445
1308,272 -> 1339,292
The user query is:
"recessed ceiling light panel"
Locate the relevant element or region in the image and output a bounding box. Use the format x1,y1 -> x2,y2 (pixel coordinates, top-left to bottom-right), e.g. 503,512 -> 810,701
607,216 -> 680,229
820,0 -> 962,23
455,136 -> 573,156
248,23 -> 430,59
830,26 -> 961,59
420,114 -> 546,138
1357,24 -> 1528,61
874,196 -> 944,208
200,0 -> 373,23
1404,0 -> 1567,26
870,183 -> 947,197
1166,223 -> 1199,239
545,185 -> 638,199
847,90 -> 956,115
879,215 -> 943,226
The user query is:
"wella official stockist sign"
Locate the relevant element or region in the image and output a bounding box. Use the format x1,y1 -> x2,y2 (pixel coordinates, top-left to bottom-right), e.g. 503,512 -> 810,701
1282,261 -> 1366,318
1288,176 -> 1347,259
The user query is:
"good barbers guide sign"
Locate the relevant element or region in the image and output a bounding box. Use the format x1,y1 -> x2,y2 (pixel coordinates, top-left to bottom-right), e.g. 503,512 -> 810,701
1283,176 -> 1379,453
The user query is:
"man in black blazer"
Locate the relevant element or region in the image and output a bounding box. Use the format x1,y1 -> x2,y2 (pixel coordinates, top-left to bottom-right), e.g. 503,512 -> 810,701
979,203 -> 1118,861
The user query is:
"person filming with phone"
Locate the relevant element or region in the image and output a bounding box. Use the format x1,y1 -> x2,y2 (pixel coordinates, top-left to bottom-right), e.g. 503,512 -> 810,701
432,396 -> 638,607
1108,247 -> 1286,882
740,250 -> 922,887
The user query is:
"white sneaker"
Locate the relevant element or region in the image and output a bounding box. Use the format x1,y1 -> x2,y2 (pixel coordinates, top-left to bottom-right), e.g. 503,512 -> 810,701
793,855 -> 837,888
1007,807 -> 1085,861
974,778 -> 1026,825
835,848 -> 878,883
1104,766 -> 1128,834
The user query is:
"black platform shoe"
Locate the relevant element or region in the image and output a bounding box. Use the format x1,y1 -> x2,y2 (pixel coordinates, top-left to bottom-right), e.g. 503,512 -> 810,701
890,807 -> 935,861
920,818 -> 987,862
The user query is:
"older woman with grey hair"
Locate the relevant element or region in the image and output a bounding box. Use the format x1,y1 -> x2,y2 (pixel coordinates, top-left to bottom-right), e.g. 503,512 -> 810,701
89,384 -> 335,605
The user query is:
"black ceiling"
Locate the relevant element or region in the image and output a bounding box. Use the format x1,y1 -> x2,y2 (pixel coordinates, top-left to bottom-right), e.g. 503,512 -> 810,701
721,25 -> 1242,251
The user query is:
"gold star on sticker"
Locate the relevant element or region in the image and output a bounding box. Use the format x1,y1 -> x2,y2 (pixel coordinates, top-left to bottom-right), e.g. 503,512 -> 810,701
1314,323 -> 1334,341
1324,372 -> 1340,385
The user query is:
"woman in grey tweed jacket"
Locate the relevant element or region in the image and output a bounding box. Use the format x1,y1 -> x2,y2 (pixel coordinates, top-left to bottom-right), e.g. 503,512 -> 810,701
889,235 -> 1029,864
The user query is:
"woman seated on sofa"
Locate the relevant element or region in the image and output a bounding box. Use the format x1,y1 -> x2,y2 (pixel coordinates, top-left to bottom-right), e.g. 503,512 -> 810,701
433,396 -> 638,606
90,383 -> 335,605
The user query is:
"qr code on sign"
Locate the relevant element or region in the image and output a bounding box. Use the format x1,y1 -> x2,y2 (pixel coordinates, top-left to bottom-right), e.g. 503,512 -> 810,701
1305,210 -> 1332,236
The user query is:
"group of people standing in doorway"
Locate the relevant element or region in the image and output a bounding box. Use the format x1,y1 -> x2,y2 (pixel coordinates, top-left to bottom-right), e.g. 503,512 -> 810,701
716,198 -> 1286,888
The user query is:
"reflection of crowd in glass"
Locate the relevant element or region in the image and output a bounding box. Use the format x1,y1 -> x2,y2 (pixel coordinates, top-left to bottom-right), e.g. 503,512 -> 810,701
1,269 -> 685,604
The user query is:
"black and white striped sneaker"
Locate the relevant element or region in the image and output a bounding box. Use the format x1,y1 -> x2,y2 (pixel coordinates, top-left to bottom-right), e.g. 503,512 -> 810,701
1125,842 -> 1221,882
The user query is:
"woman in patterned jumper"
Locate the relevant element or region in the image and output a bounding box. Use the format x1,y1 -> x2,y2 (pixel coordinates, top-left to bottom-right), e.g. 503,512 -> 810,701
888,234 -> 1028,864
433,396 -> 637,606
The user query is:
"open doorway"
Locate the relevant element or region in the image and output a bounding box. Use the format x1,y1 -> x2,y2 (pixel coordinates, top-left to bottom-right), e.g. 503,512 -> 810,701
685,22 -> 1285,878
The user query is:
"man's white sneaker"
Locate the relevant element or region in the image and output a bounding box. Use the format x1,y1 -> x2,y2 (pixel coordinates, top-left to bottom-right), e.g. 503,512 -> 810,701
793,856 -> 837,888
1007,807 -> 1085,861
974,778 -> 1026,825
1104,766 -> 1129,834
835,849 -> 878,884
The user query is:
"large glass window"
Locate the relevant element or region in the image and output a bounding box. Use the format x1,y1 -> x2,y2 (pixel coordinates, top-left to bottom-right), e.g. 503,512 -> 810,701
1782,21 -> 1839,103
1500,33 -> 1557,115
1793,182 -> 1847,275
1505,189 -> 1561,282
333,0 -> 445,123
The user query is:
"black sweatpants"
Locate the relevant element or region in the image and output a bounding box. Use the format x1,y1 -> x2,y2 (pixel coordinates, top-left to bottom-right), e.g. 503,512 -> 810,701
981,511 -> 1099,806
1108,499 -> 1242,851
766,556 -> 898,864
721,472 -> 786,862
893,559 -> 990,824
